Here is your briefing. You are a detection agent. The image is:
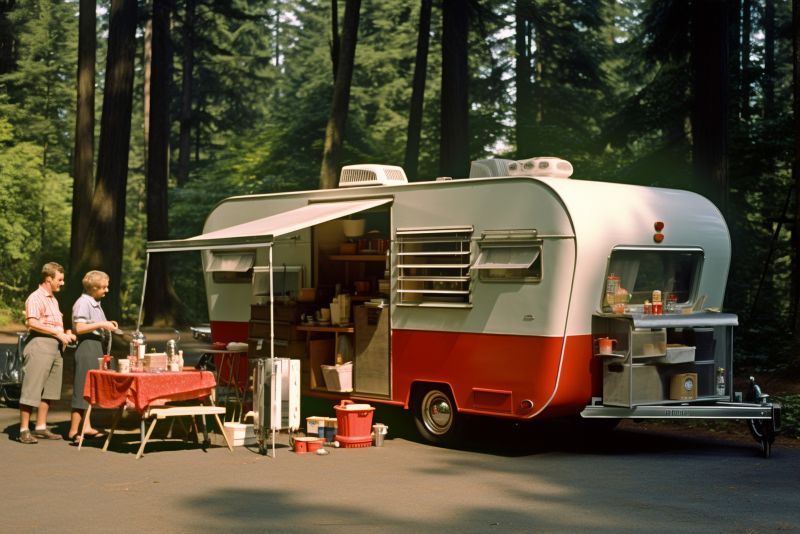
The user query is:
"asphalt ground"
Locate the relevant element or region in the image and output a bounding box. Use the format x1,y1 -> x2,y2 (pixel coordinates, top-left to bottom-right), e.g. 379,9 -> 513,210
2,326 -> 799,532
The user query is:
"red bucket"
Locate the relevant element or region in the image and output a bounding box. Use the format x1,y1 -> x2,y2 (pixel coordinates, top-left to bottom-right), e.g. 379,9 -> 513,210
334,400 -> 374,447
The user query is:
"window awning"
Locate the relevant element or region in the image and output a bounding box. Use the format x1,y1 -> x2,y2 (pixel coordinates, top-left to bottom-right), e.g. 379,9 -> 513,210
147,197 -> 392,253
205,252 -> 255,272
472,245 -> 541,270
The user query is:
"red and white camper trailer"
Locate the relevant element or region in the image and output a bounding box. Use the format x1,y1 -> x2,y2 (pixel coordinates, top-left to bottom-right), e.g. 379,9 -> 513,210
147,157 -> 781,455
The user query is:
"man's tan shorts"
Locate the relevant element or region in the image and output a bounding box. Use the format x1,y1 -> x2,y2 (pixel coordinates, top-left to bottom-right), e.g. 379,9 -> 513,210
20,336 -> 63,407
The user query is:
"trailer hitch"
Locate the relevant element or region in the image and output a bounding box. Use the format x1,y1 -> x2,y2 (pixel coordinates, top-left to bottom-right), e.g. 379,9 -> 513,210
746,376 -> 781,458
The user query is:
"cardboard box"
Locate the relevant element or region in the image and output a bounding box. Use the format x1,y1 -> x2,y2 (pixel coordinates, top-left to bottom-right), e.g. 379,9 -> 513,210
321,361 -> 353,392
306,416 -> 326,436
143,353 -> 168,372
248,338 -> 305,359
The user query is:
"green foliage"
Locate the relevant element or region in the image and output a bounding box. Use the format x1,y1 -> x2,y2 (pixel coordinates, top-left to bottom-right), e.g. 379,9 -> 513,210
0,0 -> 797,372
0,117 -> 71,323
0,0 -> 75,324
774,395 -> 800,439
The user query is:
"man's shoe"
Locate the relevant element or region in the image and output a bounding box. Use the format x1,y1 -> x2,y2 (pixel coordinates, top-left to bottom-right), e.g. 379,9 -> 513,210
18,429 -> 38,444
31,428 -> 62,440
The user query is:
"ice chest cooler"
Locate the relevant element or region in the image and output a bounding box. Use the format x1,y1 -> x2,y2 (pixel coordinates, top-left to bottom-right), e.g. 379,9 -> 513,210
223,422 -> 255,447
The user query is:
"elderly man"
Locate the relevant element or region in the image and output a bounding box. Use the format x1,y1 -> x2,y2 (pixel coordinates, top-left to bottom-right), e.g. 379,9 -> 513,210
18,262 -> 76,444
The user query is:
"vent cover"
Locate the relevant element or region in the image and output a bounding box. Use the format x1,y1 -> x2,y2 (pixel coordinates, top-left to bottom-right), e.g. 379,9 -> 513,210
339,164 -> 409,187
470,157 -> 573,179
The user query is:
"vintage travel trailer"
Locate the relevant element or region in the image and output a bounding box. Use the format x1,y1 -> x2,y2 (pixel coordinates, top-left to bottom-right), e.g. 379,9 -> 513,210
147,157 -> 781,456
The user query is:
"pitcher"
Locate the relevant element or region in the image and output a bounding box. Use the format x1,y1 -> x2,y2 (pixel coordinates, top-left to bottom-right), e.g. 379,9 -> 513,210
596,337 -> 617,354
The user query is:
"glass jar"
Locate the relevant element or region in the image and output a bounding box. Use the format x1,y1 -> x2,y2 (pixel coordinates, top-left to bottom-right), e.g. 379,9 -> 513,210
129,330 -> 146,371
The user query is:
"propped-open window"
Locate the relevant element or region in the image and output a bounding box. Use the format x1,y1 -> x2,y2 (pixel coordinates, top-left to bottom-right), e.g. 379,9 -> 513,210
396,226 -> 473,306
472,230 -> 542,282
206,251 -> 255,283
607,247 -> 703,305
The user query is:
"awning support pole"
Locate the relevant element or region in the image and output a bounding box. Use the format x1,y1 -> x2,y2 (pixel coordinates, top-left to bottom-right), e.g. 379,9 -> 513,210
137,252 -> 151,332
269,245 -> 274,359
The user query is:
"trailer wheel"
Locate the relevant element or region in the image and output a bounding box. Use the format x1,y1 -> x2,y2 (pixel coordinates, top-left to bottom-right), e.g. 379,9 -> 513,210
748,419 -> 775,459
413,386 -> 459,445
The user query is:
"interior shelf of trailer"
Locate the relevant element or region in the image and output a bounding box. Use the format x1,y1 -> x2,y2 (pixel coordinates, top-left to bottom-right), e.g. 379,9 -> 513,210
593,312 -> 737,408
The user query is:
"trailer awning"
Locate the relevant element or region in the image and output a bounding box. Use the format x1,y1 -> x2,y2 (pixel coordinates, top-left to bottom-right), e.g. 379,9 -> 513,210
146,197 -> 392,253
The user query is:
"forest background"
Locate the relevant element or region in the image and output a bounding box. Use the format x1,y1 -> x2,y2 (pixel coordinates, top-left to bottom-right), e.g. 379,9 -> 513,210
1,0 -> 799,374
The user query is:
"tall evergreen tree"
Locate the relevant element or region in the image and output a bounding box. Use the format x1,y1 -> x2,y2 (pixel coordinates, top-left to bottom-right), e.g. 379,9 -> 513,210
320,0 -> 361,188
144,0 -> 182,326
78,0 -> 138,320
404,0 -> 432,182
691,0 -> 730,213
70,0 -> 96,272
176,0 -> 195,187
439,0 -> 469,178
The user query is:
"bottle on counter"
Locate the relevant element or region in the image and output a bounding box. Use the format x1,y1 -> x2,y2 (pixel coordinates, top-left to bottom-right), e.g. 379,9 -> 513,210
716,367 -> 726,396
129,330 -> 146,371
651,290 -> 663,315
665,293 -> 678,313
605,274 -> 620,309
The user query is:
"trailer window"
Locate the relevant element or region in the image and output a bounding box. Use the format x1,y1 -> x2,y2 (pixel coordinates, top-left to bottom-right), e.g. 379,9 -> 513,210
207,252 -> 255,284
396,226 -> 473,306
472,230 -> 542,282
607,248 -> 702,305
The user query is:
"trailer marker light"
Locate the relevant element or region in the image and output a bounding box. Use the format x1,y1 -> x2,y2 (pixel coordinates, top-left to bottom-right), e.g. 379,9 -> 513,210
654,233 -> 664,243
520,399 -> 534,411
654,221 -> 665,231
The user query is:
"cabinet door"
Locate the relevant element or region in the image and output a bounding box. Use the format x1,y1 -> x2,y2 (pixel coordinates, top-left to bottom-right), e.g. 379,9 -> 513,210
354,305 -> 390,396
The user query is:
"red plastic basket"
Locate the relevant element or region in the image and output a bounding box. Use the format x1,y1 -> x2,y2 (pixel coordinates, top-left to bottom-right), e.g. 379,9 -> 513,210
333,400 -> 374,442
337,436 -> 372,448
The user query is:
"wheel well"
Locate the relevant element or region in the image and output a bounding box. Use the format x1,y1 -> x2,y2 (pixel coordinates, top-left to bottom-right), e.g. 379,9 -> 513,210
409,381 -> 457,410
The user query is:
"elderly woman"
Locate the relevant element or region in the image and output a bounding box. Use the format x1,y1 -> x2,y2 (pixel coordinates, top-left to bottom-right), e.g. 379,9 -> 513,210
67,270 -> 119,443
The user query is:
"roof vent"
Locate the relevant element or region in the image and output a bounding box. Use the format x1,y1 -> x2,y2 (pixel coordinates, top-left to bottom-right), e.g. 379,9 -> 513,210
470,157 -> 573,179
339,164 -> 408,187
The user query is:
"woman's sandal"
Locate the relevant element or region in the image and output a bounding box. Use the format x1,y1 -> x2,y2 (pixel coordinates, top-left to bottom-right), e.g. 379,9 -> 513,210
69,431 -> 105,443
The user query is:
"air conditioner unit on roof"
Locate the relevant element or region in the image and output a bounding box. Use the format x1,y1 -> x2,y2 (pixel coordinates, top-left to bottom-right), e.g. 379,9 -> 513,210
339,164 -> 408,187
470,157 -> 573,179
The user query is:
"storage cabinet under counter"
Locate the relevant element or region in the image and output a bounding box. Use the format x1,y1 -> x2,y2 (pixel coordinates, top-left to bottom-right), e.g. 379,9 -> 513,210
593,312 -> 737,408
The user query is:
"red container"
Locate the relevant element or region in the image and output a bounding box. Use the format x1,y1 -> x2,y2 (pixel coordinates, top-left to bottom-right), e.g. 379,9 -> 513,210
334,400 -> 374,447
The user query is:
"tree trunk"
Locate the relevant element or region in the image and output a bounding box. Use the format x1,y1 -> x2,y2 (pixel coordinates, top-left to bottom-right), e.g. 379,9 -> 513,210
330,0 -> 339,82
176,0 -> 195,187
741,0 -> 752,121
791,0 -> 800,360
403,0 -> 432,182
0,0 -> 16,74
763,0 -> 775,120
143,12 -> 151,174
320,0 -> 361,189
690,0 -> 729,215
77,0 -> 137,320
70,0 -> 96,273
728,0 -> 741,120
439,0 -> 469,179
515,0 -> 534,158
144,0 -> 182,327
